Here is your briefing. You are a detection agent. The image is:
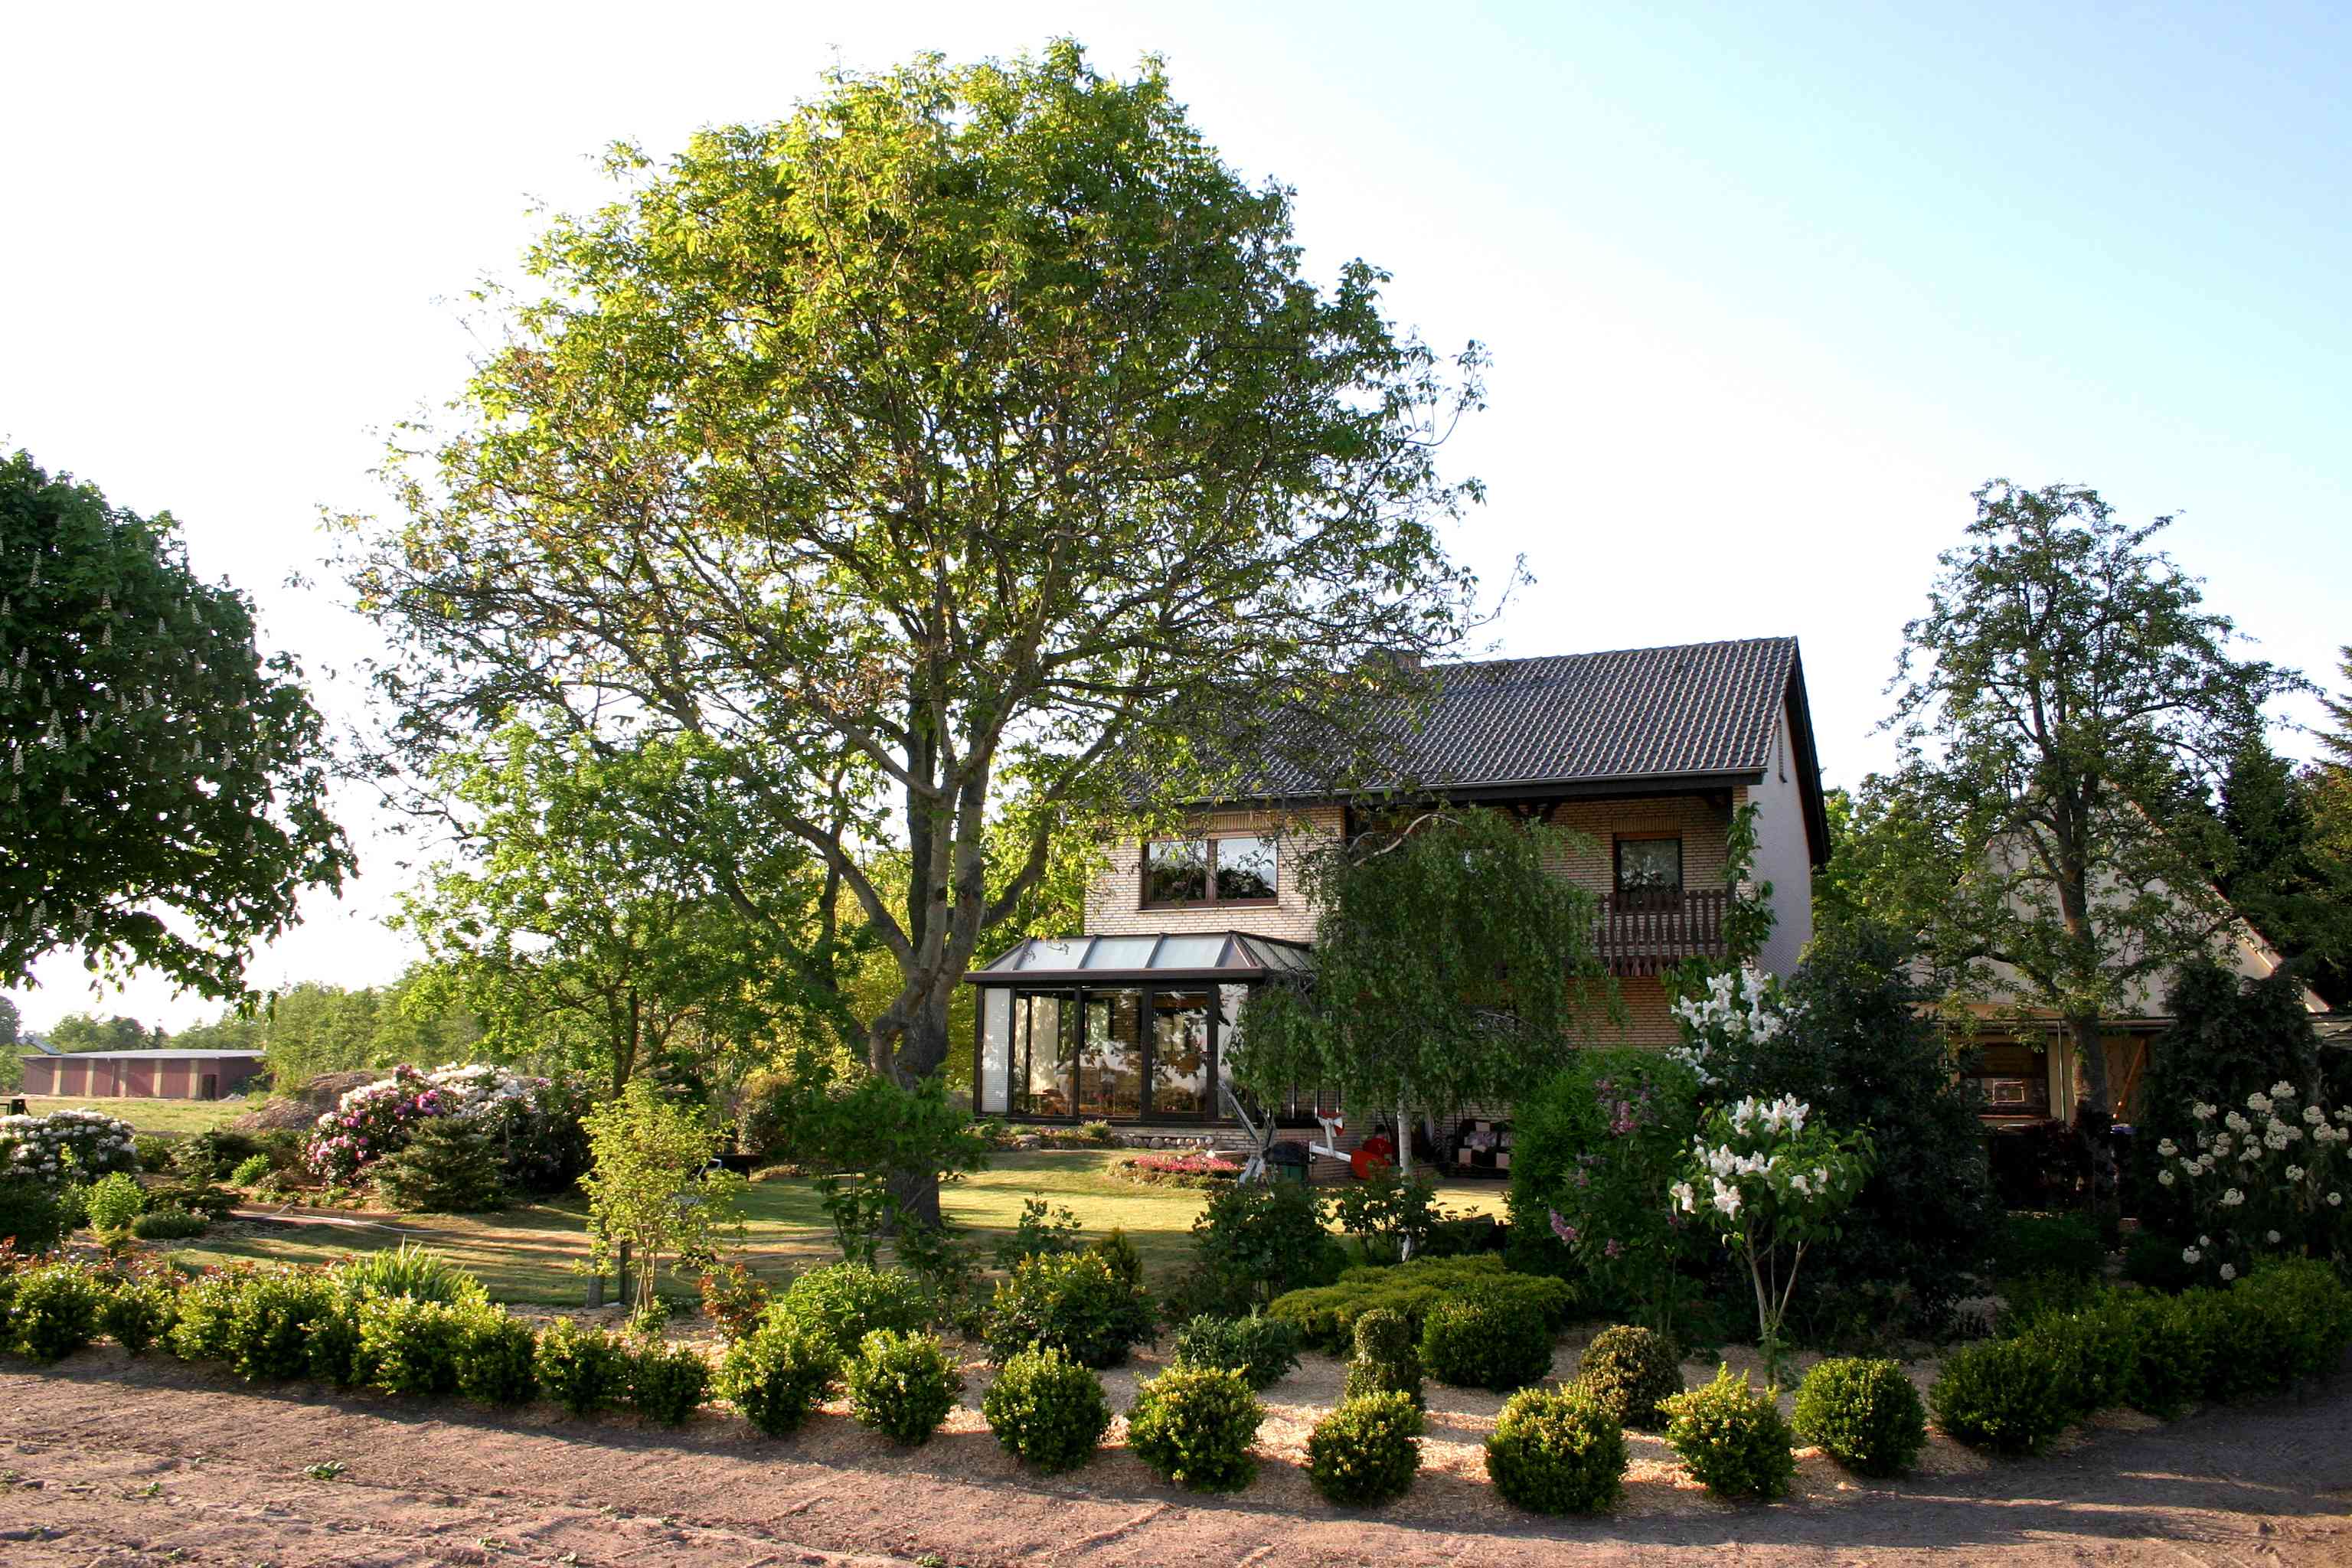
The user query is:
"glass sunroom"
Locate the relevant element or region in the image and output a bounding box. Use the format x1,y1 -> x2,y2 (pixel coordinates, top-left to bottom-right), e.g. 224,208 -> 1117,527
967,931 -> 1312,1123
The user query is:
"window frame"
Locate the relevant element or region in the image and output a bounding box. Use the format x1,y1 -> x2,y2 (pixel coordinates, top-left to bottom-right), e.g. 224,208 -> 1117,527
1612,832 -> 1685,898
1139,833 -> 1280,910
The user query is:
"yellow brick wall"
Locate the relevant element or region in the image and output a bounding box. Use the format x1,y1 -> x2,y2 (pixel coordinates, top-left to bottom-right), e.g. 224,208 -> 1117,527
1081,804 -> 1342,944
1534,795 -> 1734,899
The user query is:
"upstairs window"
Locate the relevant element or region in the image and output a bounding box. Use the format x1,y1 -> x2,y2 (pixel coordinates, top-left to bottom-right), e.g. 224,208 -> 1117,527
1615,836 -> 1683,900
1144,834 -> 1279,906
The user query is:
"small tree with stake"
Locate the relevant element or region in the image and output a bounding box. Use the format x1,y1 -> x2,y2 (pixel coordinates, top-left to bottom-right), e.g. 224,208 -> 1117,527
580,1080 -> 744,1307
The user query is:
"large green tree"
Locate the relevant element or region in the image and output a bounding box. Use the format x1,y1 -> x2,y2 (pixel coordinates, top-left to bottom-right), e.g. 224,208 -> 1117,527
1867,480 -> 2300,1227
2213,737 -> 2352,1007
1,451 -> 350,997
44,1012 -> 154,1052
348,44 -> 1490,1219
0,995 -> 18,1090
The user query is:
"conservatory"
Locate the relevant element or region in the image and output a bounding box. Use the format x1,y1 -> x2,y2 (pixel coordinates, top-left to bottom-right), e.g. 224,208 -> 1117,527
965,931 -> 1312,1123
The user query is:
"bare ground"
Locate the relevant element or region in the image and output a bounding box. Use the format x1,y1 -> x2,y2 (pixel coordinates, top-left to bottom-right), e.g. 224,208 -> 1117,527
3,1343 -> 2349,1567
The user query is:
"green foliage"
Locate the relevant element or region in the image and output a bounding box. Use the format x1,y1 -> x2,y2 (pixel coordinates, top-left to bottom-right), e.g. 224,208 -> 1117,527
9,1263 -> 105,1360
1928,1338 -> 2075,1455
1660,1365 -> 1798,1501
1419,1287 -> 1555,1393
629,1336 -> 714,1426
229,1154 -> 273,1187
1086,1227 -> 1145,1292
1177,1179 -> 1344,1314
1575,1325 -> 1684,1431
1484,1383 -> 1628,1515
0,1176 -> 69,1254
1792,1358 -> 1928,1478
355,1295 -> 474,1397
1996,1269 -> 2102,1334
845,1328 -> 962,1446
97,1273 -> 179,1354
457,1310 -> 540,1406
373,1116 -> 506,1214
1327,1168 -> 1445,1265
717,1317 -> 840,1437
1991,1214 -> 2105,1283
985,1251 -> 1155,1369
146,1181 -> 237,1220
1341,1308 -> 1423,1412
2238,1257 -> 2352,1385
171,1129 -> 261,1182
133,1134 -> 172,1173
0,449 -> 351,996
2020,1294 -> 2143,1416
164,1271 -> 246,1365
1168,1312 -> 1302,1391
1126,1365 -> 1266,1492
1233,812 -> 1601,1151
2106,1290 -> 2205,1418
771,1263 -> 933,1359
982,1346 -> 1111,1472
697,1261 -> 771,1342
1269,1255 -> 1573,1352
580,1080 -> 741,1305
191,1268 -> 342,1383
787,1076 -> 991,1266
329,1243 -> 487,1305
534,1319 -> 631,1416
83,1171 -> 145,1234
992,1196 -> 1083,1269
1305,1391 -> 1422,1507
2122,1230 -> 2204,1293
2213,737 -> 2352,1011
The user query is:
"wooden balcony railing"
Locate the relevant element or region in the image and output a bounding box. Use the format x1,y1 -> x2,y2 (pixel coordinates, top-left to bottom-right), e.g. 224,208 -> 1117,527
1591,888 -> 1729,975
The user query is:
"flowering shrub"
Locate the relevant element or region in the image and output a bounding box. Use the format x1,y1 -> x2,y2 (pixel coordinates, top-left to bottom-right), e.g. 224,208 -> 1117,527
0,1109 -> 137,1186
2158,1082 -> 2352,1284
1666,965 -> 1792,1089
1674,1095 -> 1871,1385
303,1063 -> 588,1194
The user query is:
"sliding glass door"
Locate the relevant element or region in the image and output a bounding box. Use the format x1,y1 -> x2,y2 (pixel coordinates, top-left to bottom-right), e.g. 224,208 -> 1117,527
988,985 -> 1223,1121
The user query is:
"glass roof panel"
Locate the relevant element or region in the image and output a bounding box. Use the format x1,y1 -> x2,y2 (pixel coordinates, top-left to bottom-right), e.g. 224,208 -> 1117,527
1016,939 -> 1087,971
1080,936 -> 1160,970
975,931 -> 1313,977
1152,935 -> 1230,969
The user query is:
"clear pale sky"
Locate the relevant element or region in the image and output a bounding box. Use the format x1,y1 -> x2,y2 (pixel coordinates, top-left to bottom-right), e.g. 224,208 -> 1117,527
5,2 -> 2347,1034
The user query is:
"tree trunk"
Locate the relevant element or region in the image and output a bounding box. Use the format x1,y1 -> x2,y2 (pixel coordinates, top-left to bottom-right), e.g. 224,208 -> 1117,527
1394,1089 -> 1415,1263
877,992 -> 955,1233
2067,1014 -> 2121,1240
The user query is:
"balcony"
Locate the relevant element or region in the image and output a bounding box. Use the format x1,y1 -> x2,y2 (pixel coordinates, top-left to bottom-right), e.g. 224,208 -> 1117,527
1591,888 -> 1729,976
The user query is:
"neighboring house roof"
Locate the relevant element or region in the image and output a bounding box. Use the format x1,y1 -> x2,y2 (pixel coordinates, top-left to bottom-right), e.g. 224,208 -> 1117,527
24,1035 -> 60,1055
19,1049 -> 264,1062
1208,636 -> 1830,862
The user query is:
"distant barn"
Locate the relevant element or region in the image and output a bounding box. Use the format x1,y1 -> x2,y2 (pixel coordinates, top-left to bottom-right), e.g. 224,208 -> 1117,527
19,1049 -> 265,1101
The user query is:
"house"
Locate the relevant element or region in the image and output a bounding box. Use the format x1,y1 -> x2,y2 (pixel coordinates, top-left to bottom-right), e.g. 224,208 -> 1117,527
965,637 -> 1830,1145
19,1047 -> 265,1100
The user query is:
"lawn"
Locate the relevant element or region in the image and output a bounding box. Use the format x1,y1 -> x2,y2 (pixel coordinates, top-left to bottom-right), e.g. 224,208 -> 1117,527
16,1094 -> 255,1136
174,1149 -> 1511,1305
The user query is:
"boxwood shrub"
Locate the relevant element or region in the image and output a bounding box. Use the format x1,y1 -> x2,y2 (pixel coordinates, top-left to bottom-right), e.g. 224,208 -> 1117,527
1660,1365 -> 1797,1501
845,1328 -> 962,1446
355,1295 -> 475,1398
98,1275 -> 180,1356
981,1346 -> 1112,1473
457,1310 -> 540,1406
770,1263 -> 933,1358
9,1263 -> 105,1361
1168,1312 -> 1302,1391
1576,1325 -> 1684,1430
718,1317 -> 841,1437
985,1252 -> 1154,1369
1791,1357 -> 1927,1478
629,1336 -> 714,1426
1484,1383 -> 1627,1515
1269,1256 -> 1573,1353
1341,1308 -> 1423,1413
535,1319 -> 631,1416
1305,1391 -> 1422,1507
129,1207 -> 208,1241
2237,1258 -> 2352,1385
1125,1365 -> 1265,1492
1420,1287 -> 1554,1392
1927,1337 -> 2073,1455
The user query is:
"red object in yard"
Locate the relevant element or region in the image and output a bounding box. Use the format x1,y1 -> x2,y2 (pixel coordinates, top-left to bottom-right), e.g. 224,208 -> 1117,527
1351,1134 -> 1394,1181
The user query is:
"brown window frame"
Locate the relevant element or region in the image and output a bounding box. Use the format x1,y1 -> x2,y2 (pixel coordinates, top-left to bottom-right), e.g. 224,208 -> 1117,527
1612,833 -> 1685,897
1140,834 -> 1279,910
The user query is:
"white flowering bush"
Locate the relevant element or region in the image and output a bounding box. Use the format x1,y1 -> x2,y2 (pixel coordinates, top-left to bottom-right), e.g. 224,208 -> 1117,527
304,1063 -> 589,1194
2161,1080 -> 2351,1284
0,1109 -> 139,1187
1674,1095 -> 1872,1385
1666,965 -> 1795,1089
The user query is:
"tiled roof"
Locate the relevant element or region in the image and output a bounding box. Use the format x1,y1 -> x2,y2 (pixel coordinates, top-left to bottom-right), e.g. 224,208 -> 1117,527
1227,636 -> 1805,799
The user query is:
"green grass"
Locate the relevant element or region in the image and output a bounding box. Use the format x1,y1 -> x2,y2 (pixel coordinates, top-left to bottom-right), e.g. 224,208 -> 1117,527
174,1149 -> 1511,1306
18,1095 -> 254,1136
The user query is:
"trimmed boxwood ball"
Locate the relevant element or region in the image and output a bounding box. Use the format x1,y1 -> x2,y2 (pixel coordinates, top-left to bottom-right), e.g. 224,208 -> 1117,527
9,1263 -> 106,1361
1342,1307 -> 1423,1413
718,1317 -> 841,1437
355,1296 -> 474,1398
1792,1357 -> 1927,1478
1661,1365 -> 1797,1501
1125,1365 -> 1266,1492
1420,1287 -> 1554,1393
1306,1390 -> 1423,1507
1169,1311 -> 1302,1391
985,1251 -> 1155,1370
1927,1338 -> 2073,1455
770,1263 -> 933,1359
629,1336 -> 714,1426
535,1319 -> 632,1416
456,1310 -> 539,1407
1576,1325 -> 1684,1430
846,1328 -> 963,1446
982,1346 -> 1112,1473
98,1276 -> 180,1357
2237,1259 -> 2352,1386
1484,1383 -> 1628,1515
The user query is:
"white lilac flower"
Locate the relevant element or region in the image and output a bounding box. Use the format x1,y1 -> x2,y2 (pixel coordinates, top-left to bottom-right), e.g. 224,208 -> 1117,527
2271,1080 -> 2296,1099
2266,1230 -> 2282,1243
2305,1106 -> 2325,1126
2331,1193 -> 2344,1208
2288,1165 -> 2306,1181
2157,1168 -> 2176,1187
2183,1246 -> 2203,1264
2200,1235 -> 2212,1246
2225,1110 -> 2252,1135
2220,1263 -> 2238,1282
2192,1102 -> 2217,1121
2246,1093 -> 2272,1117
1670,1181 -> 1696,1212
1711,1178 -> 1743,1219
2157,1138 -> 2178,1158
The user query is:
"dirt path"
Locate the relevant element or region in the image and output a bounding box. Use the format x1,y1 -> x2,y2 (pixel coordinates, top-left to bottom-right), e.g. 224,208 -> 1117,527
3,1349 -> 2348,1566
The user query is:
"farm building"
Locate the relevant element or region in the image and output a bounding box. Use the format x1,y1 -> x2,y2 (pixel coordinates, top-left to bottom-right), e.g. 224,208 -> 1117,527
18,1047 -> 265,1100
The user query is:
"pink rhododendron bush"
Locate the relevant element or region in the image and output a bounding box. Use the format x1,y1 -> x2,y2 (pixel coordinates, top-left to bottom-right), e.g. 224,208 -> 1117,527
304,1063 -> 590,1196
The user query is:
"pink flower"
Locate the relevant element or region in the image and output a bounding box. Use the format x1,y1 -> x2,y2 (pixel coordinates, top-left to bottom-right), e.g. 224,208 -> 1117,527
1549,1210 -> 1579,1245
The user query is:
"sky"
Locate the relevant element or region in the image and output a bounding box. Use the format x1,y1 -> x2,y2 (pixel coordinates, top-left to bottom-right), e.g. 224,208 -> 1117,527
5,1 -> 2347,1034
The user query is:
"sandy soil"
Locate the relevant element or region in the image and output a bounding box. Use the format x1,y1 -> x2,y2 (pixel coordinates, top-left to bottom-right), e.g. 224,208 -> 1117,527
3,1338 -> 2347,1567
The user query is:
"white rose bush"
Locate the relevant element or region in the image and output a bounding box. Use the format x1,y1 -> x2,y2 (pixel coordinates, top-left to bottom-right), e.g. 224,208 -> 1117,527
0,1109 -> 139,1187
1674,1093 -> 1872,1387
2163,1081 -> 2351,1284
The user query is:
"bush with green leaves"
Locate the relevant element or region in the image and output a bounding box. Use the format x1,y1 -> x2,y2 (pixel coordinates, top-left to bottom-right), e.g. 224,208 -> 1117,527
771,1263 -> 933,1358
98,1274 -> 180,1355
1575,1325 -> 1684,1431
145,1181 -> 237,1220
1175,1178 -> 1345,1315
330,1243 -> 488,1306
83,1171 -> 146,1236
992,1196 -> 1084,1269
229,1154 -> 274,1187
129,1207 -> 207,1240
0,1176 -> 70,1255
982,1345 -> 1112,1472
457,1309 -> 540,1406
1087,1227 -> 1146,1292
1791,1357 -> 1927,1478
1927,1337 -> 2074,1455
133,1134 -> 174,1174
985,1251 -> 1154,1369
717,1316 -> 840,1437
629,1336 -> 714,1426
2019,1293 -> 2142,1416
2121,1230 -> 2203,1293
355,1295 -> 475,1397
1327,1167 -> 1445,1265
845,1328 -> 963,1446
374,1117 -> 507,1214
1419,1286 -> 1554,1392
165,1270 -> 247,1366
224,1268 -> 342,1382
1996,1268 -> 2102,1334
172,1129 -> 262,1183
1125,1365 -> 1265,1492
1483,1383 -> 1628,1515
9,1263 -> 105,1360
2237,1257 -> 2352,1385
535,1319 -> 631,1416
2167,1283 -> 2290,1403
1991,1212 -> 2105,1284
1341,1307 -> 1423,1412
1169,1312 -> 1301,1391
1306,1390 -> 1421,1507
1660,1364 -> 1797,1501
1269,1255 -> 1574,1351
2104,1289 -> 2203,1418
